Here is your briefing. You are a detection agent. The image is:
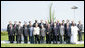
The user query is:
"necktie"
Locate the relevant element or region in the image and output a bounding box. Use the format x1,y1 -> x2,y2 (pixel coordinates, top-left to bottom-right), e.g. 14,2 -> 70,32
14,25 -> 16,28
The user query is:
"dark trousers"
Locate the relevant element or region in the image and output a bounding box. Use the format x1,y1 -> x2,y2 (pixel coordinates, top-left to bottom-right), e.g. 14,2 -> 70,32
78,31 -> 82,41
64,35 -> 66,42
13,35 -> 15,41
9,35 -> 14,43
8,35 -> 10,41
16,35 -> 18,41
66,36 -> 70,44
29,35 -> 30,41
30,36 -> 34,44
53,35 -> 58,44
24,36 -> 28,43
46,34 -> 51,44
57,34 -> 61,41
60,35 -> 64,44
34,35 -> 40,44
17,35 -> 21,43
40,36 -> 45,44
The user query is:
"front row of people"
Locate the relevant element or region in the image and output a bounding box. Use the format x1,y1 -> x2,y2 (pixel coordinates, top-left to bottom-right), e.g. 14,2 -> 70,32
7,20 -> 83,44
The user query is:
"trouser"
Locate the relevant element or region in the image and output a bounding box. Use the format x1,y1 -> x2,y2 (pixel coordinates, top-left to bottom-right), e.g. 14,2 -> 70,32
24,36 -> 28,43
40,36 -> 45,44
8,35 -> 10,41
16,35 -> 18,41
13,35 -> 15,41
53,35 -> 58,44
60,35 -> 64,43
17,35 -> 21,43
34,35 -> 40,44
30,36 -> 34,44
46,34 -> 51,44
57,34 -> 61,41
29,35 -> 30,41
9,35 -> 14,43
64,35 -> 66,42
78,31 -> 82,41
66,36 -> 70,44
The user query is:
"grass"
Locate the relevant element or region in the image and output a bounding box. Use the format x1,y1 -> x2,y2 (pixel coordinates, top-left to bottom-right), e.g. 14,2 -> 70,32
1,44 -> 84,47
1,31 -> 84,47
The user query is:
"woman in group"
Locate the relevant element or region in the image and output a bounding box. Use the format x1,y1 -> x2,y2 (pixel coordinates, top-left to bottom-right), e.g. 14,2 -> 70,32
33,23 -> 40,44
71,23 -> 79,44
40,25 -> 46,44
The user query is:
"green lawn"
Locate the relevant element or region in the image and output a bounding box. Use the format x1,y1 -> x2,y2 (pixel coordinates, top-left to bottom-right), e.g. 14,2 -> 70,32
1,31 -> 84,47
1,44 -> 84,47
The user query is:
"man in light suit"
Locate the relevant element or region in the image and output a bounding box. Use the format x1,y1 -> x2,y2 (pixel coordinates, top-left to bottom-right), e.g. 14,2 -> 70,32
77,21 -> 83,41
60,21 -> 65,44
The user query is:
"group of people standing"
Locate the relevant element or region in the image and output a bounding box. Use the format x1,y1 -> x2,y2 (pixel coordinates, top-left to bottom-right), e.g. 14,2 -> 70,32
7,19 -> 83,44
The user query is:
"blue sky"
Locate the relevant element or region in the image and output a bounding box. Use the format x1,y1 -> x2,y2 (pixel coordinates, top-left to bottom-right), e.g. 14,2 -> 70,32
1,1 -> 84,29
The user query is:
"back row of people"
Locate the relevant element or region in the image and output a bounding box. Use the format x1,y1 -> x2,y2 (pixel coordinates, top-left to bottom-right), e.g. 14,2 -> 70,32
7,19 -> 83,44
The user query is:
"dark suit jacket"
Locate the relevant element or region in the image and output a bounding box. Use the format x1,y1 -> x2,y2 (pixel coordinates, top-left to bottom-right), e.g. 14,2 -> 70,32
46,27 -> 52,36
17,25 -> 23,36
13,24 -> 18,35
64,23 -> 71,37
44,24 -> 48,30
33,23 -> 39,27
77,24 -> 83,31
7,24 -> 14,36
23,26 -> 29,36
56,23 -> 60,35
39,23 -> 44,28
53,27 -> 58,37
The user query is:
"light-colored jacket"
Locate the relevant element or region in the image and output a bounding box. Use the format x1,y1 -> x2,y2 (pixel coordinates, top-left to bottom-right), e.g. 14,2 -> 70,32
60,25 -> 64,36
40,28 -> 46,36
33,27 -> 40,35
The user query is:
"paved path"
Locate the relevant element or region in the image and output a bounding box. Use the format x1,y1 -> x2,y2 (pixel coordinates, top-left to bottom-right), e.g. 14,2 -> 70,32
1,40 -> 84,44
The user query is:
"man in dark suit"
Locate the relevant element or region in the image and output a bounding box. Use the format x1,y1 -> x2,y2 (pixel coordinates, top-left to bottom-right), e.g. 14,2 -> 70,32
27,21 -> 32,41
44,20 -> 48,30
53,22 -> 58,44
50,20 -> 54,42
46,24 -> 52,44
7,21 -> 14,43
39,20 -> 45,43
23,23 -> 29,43
28,23 -> 34,44
39,20 -> 44,28
13,21 -> 17,41
33,20 -> 39,27
56,20 -> 61,42
64,20 -> 71,44
77,21 -> 83,41
17,21 -> 23,43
